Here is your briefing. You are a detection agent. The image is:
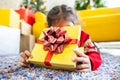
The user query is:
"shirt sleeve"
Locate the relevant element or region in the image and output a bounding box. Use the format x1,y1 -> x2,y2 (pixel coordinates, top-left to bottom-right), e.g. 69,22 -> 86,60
80,31 -> 102,71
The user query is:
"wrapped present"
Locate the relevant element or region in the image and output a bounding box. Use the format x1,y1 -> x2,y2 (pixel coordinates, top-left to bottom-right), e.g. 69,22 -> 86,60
29,25 -> 83,71
20,21 -> 32,35
15,8 -> 35,26
32,12 -> 48,40
0,26 -> 20,56
78,7 -> 120,41
20,35 -> 35,52
0,9 -> 20,29
35,12 -> 47,23
32,22 -> 48,40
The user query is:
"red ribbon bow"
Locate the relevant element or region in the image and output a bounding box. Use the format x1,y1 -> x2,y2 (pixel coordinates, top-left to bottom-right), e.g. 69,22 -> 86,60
37,27 -> 78,66
40,27 -> 71,53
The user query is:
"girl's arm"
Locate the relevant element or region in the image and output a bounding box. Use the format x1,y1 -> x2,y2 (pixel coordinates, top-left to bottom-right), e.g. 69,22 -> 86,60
79,31 -> 102,71
84,39 -> 102,70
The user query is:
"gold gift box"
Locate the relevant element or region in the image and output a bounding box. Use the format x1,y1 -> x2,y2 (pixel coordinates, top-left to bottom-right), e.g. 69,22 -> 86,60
29,25 -> 84,71
33,12 -> 48,40
0,9 -> 20,29
78,7 -> 120,41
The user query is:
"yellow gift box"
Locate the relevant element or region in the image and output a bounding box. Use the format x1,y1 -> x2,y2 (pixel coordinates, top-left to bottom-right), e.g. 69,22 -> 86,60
82,14 -> 120,42
0,9 -> 20,29
33,22 -> 47,40
33,12 -> 48,40
78,7 -> 120,41
29,25 -> 84,71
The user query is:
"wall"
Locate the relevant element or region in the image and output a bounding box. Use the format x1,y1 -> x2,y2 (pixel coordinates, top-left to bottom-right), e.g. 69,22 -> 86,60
45,0 -> 75,11
0,0 -> 22,9
0,0 -> 75,10
0,0 -> 120,11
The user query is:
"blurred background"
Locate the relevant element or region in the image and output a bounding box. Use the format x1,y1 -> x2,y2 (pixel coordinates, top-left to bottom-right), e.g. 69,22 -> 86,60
0,0 -> 120,11
0,1 -> 120,79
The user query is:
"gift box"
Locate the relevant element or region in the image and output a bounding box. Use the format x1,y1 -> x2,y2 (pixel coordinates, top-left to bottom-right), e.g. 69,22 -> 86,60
20,35 -> 35,52
29,25 -> 84,71
15,8 -> 35,26
35,12 -> 47,23
33,22 -> 48,40
78,7 -> 120,41
0,26 -> 20,56
32,12 -> 48,40
20,21 -> 32,35
0,9 -> 20,29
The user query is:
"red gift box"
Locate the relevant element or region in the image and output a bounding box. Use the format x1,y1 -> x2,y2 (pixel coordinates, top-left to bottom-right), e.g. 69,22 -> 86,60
15,8 -> 35,26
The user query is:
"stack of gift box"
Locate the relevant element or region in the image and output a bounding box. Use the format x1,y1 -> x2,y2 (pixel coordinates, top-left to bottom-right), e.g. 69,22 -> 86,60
20,21 -> 35,52
15,8 -> 36,52
0,8 -> 35,55
0,9 -> 20,55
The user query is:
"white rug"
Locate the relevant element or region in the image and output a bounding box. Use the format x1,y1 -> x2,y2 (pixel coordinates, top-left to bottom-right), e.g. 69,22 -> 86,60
94,42 -> 120,56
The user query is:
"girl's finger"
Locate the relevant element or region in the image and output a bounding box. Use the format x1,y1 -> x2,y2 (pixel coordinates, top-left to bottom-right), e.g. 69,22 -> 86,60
19,62 -> 28,67
20,52 -> 28,60
73,48 -> 87,58
75,68 -> 91,72
72,57 -> 89,64
76,64 -> 89,70
19,57 -> 25,63
24,50 -> 33,58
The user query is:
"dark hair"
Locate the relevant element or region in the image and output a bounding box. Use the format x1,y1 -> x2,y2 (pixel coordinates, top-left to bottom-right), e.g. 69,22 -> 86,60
47,4 -> 78,27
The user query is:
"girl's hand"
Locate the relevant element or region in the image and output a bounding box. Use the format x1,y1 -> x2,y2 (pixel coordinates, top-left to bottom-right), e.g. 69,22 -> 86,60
72,48 -> 91,72
19,50 -> 33,67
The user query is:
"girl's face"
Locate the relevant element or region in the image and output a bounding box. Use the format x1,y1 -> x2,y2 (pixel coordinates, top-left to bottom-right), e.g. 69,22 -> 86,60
52,19 -> 74,27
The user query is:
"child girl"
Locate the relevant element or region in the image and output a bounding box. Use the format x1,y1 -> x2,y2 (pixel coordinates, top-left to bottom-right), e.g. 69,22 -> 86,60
19,4 -> 102,72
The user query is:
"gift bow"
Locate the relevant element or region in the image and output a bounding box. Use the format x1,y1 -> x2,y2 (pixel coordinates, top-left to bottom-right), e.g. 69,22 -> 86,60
40,27 -> 72,53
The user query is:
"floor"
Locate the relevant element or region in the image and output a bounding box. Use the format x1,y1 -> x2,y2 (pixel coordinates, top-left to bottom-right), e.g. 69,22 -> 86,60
0,53 -> 120,80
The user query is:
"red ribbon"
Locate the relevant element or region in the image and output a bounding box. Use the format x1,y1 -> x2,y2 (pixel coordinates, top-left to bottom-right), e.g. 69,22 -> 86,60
37,39 -> 78,66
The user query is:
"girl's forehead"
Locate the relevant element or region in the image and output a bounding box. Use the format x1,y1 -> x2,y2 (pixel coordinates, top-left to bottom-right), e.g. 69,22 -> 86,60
53,19 -> 74,27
